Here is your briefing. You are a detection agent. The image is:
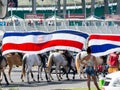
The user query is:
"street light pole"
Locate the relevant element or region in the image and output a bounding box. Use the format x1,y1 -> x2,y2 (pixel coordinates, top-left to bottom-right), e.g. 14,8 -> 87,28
32,0 -> 36,14
54,0 -> 57,30
82,0 -> 86,18
63,0 -> 66,18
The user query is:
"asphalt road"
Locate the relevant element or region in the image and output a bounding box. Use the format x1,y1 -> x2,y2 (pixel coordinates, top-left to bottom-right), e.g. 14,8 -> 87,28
0,66 -> 96,90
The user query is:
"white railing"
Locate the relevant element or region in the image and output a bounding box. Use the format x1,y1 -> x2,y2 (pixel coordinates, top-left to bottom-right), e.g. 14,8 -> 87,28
1,25 -> 120,34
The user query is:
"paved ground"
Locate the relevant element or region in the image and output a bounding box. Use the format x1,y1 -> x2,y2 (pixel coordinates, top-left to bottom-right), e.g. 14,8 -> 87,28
0,66 -> 96,90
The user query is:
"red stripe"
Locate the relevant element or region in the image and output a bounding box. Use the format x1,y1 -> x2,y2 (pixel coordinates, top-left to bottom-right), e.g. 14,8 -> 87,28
89,34 -> 120,42
2,40 -> 83,52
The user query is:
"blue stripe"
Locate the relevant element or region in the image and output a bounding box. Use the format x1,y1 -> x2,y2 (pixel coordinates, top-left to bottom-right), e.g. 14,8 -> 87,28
91,44 -> 120,53
3,30 -> 88,39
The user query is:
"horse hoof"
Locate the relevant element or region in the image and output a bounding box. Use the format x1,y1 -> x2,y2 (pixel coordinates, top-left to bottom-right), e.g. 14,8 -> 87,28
38,81 -> 40,83
28,82 -> 31,84
47,80 -> 51,82
73,77 -> 75,80
67,78 -> 70,80
7,83 -> 9,85
22,80 -> 24,82
80,77 -> 82,79
33,79 -> 36,82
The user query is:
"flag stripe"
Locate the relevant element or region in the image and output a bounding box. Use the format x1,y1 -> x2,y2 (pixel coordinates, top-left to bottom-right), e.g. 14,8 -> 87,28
89,34 -> 120,42
3,33 -> 86,44
3,30 -> 88,38
2,40 -> 83,51
89,39 -> 120,46
2,30 -> 88,55
88,34 -> 120,56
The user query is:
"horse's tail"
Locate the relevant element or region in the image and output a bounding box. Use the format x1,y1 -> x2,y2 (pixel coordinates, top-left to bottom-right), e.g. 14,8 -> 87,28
22,56 -> 26,77
46,53 -> 53,72
75,53 -> 81,73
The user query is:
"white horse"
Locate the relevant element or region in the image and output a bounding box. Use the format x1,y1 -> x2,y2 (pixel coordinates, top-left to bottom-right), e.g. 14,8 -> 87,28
75,51 -> 103,79
75,51 -> 87,79
22,53 -> 48,83
46,51 -> 76,81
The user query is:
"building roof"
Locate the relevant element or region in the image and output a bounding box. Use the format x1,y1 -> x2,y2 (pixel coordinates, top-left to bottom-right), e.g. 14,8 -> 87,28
18,0 -> 116,7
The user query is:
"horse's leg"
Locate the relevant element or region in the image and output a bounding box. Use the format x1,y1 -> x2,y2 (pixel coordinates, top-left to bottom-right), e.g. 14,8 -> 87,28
64,67 -> 70,80
43,67 -> 48,81
49,71 -> 54,81
39,66 -> 43,80
47,67 -> 54,81
3,70 -> 9,85
21,67 -> 25,82
37,66 -> 40,82
55,66 -> 60,81
70,66 -> 76,80
82,69 -> 86,79
0,71 -> 3,85
26,70 -> 30,84
30,70 -> 36,82
78,66 -> 82,79
79,66 -> 86,79
58,67 -> 62,80
8,65 -> 13,83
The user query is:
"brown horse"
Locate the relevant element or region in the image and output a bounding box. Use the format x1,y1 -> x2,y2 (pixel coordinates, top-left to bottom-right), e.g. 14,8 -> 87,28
4,52 -> 35,83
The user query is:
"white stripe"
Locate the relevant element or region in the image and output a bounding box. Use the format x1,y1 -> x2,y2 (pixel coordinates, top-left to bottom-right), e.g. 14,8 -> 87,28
3,33 -> 86,44
90,34 -> 120,36
92,48 -> 120,57
89,39 -> 120,46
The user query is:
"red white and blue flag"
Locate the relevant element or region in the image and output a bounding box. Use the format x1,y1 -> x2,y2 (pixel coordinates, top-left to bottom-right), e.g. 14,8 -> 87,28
2,30 -> 88,55
88,34 -> 120,56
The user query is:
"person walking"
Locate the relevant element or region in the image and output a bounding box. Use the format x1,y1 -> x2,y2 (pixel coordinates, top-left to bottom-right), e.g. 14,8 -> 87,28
80,47 -> 101,90
107,51 -> 119,73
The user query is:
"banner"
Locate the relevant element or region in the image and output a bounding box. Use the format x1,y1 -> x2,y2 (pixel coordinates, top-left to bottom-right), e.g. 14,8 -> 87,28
88,34 -> 120,56
25,14 -> 44,19
65,14 -> 85,19
2,30 -> 88,55
105,14 -> 120,20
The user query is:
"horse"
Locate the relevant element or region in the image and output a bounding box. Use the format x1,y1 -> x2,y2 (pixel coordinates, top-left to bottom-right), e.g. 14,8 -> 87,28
75,51 -> 103,79
4,52 -> 35,83
46,51 -> 76,81
0,54 -> 9,85
75,51 -> 87,79
22,53 -> 48,84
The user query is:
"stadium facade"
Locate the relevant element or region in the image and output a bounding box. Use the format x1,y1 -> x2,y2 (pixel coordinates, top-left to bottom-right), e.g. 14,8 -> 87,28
0,0 -> 119,35
8,0 -> 117,19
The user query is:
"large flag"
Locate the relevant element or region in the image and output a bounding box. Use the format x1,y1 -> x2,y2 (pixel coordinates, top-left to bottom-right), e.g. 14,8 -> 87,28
88,34 -> 120,56
2,30 -> 88,55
